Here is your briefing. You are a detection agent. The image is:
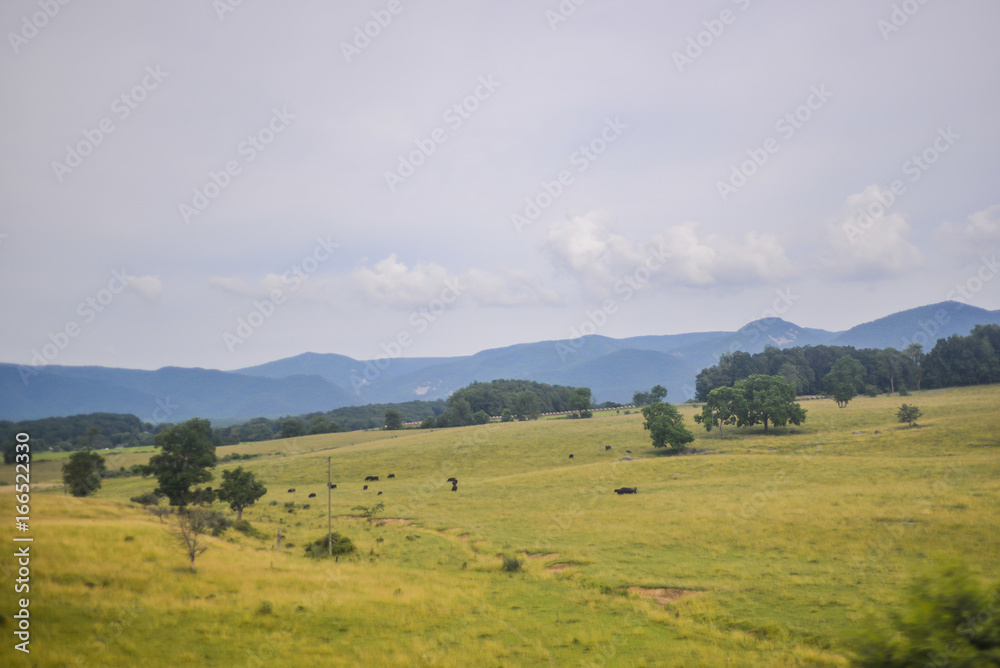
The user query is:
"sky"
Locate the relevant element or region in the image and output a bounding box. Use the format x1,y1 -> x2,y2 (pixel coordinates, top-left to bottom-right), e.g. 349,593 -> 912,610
1,0 -> 999,372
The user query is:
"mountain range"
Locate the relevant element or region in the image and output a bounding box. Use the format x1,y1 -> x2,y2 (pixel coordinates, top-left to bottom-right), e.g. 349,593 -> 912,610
2,301 -> 998,423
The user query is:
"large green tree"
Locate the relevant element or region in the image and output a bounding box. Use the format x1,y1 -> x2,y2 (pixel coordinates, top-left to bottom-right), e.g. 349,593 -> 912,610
216,467 -> 267,520
693,386 -> 746,438
823,355 -> 866,408
384,408 -> 404,430
61,450 -> 106,497
513,391 -> 541,421
641,402 -> 694,451
734,375 -> 806,433
144,418 -> 217,506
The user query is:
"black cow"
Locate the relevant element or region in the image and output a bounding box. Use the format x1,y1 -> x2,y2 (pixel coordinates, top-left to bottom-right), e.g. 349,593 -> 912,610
614,487 -> 638,495
377,491 -> 383,496
287,488 -> 295,493
329,483 -> 337,489
363,485 -> 368,490
387,474 -> 395,479
625,450 -> 632,455
569,454 -> 574,459
605,445 -> 611,451
364,475 -> 379,482
307,493 -> 316,498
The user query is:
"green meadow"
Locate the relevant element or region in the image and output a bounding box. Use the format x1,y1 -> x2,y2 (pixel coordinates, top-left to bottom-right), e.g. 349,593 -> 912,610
2,386 -> 999,666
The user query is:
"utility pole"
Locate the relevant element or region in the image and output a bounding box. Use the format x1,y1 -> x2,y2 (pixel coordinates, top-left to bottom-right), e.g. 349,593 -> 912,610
327,456 -> 332,557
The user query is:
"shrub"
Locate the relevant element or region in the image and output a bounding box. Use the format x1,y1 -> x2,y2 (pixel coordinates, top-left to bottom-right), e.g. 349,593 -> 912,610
232,520 -> 268,540
257,600 -> 273,615
501,554 -> 523,573
303,533 -> 356,559
864,385 -> 879,398
130,491 -> 162,506
853,563 -> 1000,667
197,509 -> 232,537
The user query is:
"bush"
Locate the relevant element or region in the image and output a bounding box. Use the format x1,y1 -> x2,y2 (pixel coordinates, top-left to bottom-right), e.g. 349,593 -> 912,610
853,562 -> 1000,667
130,491 -> 162,506
864,385 -> 879,398
194,509 -> 232,537
303,533 -> 356,559
501,554 -> 523,573
257,600 -> 273,615
232,520 -> 268,540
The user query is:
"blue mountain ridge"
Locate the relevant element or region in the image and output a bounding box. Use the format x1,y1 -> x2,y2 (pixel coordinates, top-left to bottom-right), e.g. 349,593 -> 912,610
1,301 -> 997,421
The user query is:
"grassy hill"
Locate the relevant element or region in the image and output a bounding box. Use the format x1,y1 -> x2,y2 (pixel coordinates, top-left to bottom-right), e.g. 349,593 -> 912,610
3,386 -> 999,666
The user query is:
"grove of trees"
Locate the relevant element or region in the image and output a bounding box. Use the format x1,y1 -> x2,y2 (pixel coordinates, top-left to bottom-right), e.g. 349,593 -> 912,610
695,325 -> 1000,402
695,375 -> 806,435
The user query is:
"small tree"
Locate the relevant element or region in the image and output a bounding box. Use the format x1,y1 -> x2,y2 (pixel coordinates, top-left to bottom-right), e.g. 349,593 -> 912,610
384,409 -> 403,431
216,467 -> 267,520
173,508 -> 212,572
62,450 -> 106,497
352,502 -> 385,524
897,404 -> 922,428
143,418 -> 217,507
694,386 -> 745,438
500,409 -> 513,423
824,355 -> 866,408
641,402 -> 694,451
513,391 -> 541,421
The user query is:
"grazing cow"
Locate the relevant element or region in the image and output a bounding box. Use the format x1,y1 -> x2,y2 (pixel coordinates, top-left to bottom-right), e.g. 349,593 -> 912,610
377,491 -> 383,496
287,488 -> 295,493
329,484 -> 337,489
569,454 -> 574,459
613,487 -> 638,495
308,493 -> 316,498
625,450 -> 632,455
605,445 -> 611,451
387,474 -> 395,479
365,475 -> 379,482
363,485 -> 368,491
446,477 -> 458,484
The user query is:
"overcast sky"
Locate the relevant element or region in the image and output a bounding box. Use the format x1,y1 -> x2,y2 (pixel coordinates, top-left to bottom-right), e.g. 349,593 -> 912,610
2,0 -> 998,371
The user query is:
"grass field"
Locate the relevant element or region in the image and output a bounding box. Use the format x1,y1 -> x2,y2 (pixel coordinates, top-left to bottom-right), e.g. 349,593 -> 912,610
2,386 -> 999,666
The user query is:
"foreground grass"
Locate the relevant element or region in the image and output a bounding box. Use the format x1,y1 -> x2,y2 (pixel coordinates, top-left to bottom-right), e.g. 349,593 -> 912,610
2,386 -> 999,666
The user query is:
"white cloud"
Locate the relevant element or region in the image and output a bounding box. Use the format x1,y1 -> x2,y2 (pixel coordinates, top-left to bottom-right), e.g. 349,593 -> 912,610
935,204 -> 1000,256
821,185 -> 923,278
350,254 -> 560,309
127,275 -> 163,301
544,212 -> 794,299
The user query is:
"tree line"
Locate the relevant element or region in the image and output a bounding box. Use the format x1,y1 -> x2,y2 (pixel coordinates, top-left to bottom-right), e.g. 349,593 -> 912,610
695,325 -> 1000,401
401,380 -> 593,429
